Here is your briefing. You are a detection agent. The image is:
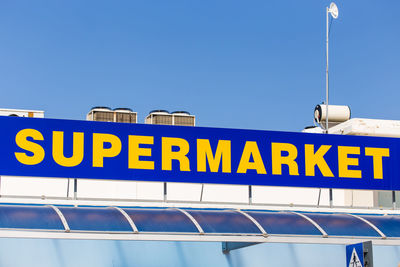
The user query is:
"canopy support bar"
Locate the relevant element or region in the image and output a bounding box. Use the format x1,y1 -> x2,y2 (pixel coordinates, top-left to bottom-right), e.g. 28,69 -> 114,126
346,213 -> 386,239
173,208 -> 204,234
113,207 -> 139,233
236,209 -> 268,237
48,205 -> 70,233
290,211 -> 328,237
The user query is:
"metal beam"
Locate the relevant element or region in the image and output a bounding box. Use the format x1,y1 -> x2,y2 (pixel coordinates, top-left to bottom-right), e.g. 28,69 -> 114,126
0,230 -> 398,245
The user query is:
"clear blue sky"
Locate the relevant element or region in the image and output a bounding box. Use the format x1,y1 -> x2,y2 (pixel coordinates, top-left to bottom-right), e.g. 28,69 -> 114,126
0,1 -> 399,131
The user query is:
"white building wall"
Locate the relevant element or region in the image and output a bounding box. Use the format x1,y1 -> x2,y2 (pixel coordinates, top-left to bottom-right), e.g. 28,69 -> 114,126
0,176 -> 376,208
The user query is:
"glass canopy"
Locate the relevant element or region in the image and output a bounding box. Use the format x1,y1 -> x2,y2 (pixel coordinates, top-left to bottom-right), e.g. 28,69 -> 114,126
0,204 -> 397,240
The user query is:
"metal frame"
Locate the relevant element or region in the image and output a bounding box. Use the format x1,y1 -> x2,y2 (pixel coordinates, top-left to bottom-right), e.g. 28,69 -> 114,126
112,207 -> 139,233
289,211 -> 328,237
1,197 -> 399,217
173,208 -> 204,234
3,194 -> 398,215
236,209 -> 268,237
346,213 -> 386,238
0,203 -> 397,248
48,205 -> 70,233
0,202 -> 396,253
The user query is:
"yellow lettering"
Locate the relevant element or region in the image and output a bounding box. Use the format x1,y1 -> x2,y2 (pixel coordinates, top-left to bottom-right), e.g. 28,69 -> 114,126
162,137 -> 190,171
365,147 -> 390,179
271,143 -> 299,175
338,146 -> 361,178
197,139 -> 231,173
305,144 -> 333,177
15,129 -> 45,165
128,135 -> 154,170
92,133 -> 121,167
52,131 -> 84,167
237,141 -> 266,174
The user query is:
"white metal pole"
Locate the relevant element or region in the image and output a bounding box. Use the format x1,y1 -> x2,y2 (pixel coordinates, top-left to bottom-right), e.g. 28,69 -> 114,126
164,182 -> 167,202
74,178 -> 78,200
248,185 -> 252,205
326,7 -> 333,208
326,7 -> 329,134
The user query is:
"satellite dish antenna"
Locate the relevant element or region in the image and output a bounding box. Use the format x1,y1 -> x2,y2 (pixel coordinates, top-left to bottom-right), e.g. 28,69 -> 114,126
329,2 -> 339,19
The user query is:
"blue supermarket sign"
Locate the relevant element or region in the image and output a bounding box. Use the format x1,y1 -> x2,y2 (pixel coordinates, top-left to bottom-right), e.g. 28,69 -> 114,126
0,116 -> 397,190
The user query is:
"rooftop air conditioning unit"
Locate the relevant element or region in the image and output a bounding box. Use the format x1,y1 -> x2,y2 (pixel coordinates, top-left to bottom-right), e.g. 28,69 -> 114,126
86,106 -> 114,122
171,111 -> 195,126
145,110 -> 173,125
145,110 -> 195,126
86,107 -> 137,123
114,108 -> 137,123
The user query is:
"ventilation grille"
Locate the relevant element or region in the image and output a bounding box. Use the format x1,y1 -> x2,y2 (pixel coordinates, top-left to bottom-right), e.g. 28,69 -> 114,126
145,110 -> 195,126
92,111 -> 114,122
87,107 -> 137,124
174,116 -> 195,126
116,112 -> 137,123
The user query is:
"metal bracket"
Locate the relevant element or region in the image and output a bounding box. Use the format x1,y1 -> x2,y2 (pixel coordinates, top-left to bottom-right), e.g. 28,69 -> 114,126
222,242 -> 260,254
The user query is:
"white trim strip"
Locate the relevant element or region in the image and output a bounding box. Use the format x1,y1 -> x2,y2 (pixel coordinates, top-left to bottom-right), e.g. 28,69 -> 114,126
0,230 -> 397,245
48,205 -> 70,233
346,213 -> 386,239
173,208 -> 204,234
290,211 -> 328,237
236,210 -> 268,237
112,207 -> 138,233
